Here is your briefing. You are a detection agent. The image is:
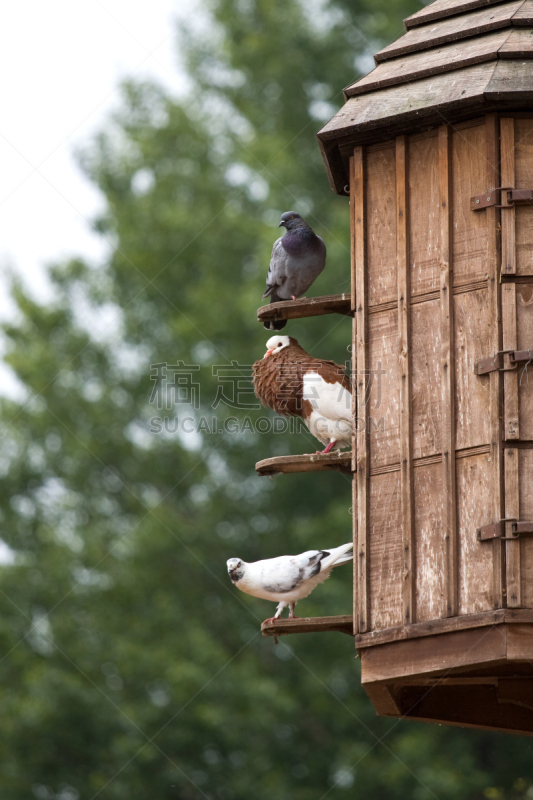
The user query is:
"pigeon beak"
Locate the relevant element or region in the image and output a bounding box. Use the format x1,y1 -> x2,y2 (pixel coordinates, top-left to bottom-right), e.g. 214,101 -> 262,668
278,221 -> 285,228
264,349 -> 274,359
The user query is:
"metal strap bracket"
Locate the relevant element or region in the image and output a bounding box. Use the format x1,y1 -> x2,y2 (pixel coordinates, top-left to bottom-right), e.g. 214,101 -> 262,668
474,349 -> 533,375
477,520 -> 533,541
471,187 -> 533,210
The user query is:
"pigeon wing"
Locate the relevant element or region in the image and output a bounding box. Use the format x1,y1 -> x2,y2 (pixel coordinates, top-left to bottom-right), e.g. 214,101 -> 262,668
303,365 -> 352,424
263,238 -> 286,299
258,550 -> 326,594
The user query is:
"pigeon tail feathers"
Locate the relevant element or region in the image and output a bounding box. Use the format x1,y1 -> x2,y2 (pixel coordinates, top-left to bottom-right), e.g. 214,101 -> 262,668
319,542 -> 353,572
264,318 -> 287,331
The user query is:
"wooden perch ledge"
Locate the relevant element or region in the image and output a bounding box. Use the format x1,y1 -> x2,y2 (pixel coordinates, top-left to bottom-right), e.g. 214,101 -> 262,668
257,293 -> 352,325
255,451 -> 352,476
261,615 -> 354,637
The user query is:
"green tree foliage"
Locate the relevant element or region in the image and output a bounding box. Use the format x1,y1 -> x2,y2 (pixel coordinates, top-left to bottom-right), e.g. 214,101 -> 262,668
1,1 -> 533,798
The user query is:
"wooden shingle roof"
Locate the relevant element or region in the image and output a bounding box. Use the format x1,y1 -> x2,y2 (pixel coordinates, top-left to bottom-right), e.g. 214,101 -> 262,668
318,0 -> 533,194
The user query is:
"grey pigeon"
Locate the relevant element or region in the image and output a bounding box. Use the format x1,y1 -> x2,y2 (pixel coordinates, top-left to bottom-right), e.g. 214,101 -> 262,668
227,542 -> 352,623
263,211 -> 326,331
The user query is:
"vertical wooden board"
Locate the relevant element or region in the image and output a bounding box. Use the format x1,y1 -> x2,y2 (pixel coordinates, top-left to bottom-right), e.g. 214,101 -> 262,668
500,121 -> 519,446
350,152 -> 358,634
439,123 -> 458,618
505,447 -> 521,608
457,454 -> 496,615
451,122 -> 490,287
368,471 -> 402,630
352,464 -> 358,634
500,118 -> 516,276
350,154 -> 356,314
368,309 -> 400,466
454,289 -> 492,450
513,119 -> 533,275
411,299 -> 442,459
366,144 -> 397,307
354,146 -> 369,633
519,449 -> 533,608
397,135 -> 415,626
408,133 -> 440,297
502,282 -> 520,440
485,113 -> 503,612
414,461 -> 447,622
516,281 -> 533,440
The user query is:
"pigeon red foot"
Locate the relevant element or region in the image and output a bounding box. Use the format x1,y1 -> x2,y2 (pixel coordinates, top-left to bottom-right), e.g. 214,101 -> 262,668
320,441 -> 337,454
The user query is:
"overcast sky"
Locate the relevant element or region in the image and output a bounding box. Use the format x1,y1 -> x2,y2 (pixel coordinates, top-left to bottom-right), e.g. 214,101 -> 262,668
0,0 -> 192,318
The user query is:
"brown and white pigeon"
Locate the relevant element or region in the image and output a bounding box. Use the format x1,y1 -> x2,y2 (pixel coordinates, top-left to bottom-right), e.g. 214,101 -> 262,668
227,542 -> 353,622
253,335 -> 352,453
263,211 -> 326,331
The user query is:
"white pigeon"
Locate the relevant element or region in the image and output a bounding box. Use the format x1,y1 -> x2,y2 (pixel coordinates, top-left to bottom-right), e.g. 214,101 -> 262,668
227,542 -> 353,623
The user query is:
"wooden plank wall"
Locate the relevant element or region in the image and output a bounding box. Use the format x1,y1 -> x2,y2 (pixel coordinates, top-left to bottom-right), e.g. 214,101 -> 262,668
502,117 -> 533,610
352,114 -> 513,634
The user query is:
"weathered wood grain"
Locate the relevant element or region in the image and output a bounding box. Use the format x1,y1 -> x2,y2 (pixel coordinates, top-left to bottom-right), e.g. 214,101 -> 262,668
367,443 -> 489,475
255,452 -> 352,476
350,153 -> 358,634
501,118 -> 517,275
499,26 -> 533,55
411,299 -> 442,459
505,447 -> 521,606
352,456 -> 357,635
404,0 -> 512,30
513,0 -> 533,23
414,461 -> 447,622
454,289 -> 492,450
397,136 -> 415,625
318,63 -> 495,194
506,624 -> 533,660
502,283 -> 520,439
486,113 -> 504,610
368,309 -> 400,465
376,1 -> 524,62
261,615 -> 354,637
319,61 -> 533,196
320,58 -> 493,131
519,448 -> 533,607
439,123 -> 458,617
346,29 -> 511,98
369,471 -> 403,630
350,154 -> 356,314
354,146 -> 369,633
366,144 -> 397,307
514,118 -> 533,275
361,682 -> 400,716
485,58 -> 533,96
516,281 -> 533,438
452,121 -> 491,287
409,133 -> 441,297
360,624 -> 508,682
457,454 -> 495,614
257,294 -> 352,324
355,607 -> 533,648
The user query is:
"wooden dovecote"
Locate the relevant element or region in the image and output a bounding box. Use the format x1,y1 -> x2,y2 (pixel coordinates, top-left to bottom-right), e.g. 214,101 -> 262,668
316,0 -> 533,736
318,0 -> 533,194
